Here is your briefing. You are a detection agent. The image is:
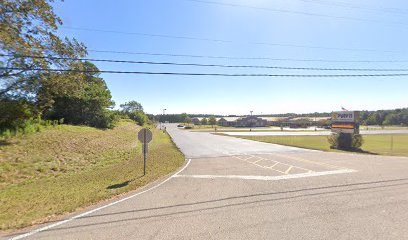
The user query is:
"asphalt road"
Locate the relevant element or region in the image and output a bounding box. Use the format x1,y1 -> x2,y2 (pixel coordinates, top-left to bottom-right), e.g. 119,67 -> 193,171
4,124 -> 408,239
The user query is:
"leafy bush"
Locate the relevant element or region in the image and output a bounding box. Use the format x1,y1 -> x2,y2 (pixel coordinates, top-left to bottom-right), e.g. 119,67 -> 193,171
0,99 -> 33,130
328,133 -> 364,150
88,110 -> 120,129
352,134 -> 364,149
128,111 -> 149,126
0,118 -> 61,138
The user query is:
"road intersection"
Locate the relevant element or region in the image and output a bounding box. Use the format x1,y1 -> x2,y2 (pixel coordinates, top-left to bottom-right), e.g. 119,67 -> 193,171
5,124 -> 408,239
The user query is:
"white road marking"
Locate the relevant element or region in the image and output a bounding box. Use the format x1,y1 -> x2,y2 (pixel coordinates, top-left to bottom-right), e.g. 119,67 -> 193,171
267,162 -> 279,168
232,154 -> 314,174
242,155 -> 254,161
252,159 -> 263,164
269,153 -> 343,170
285,166 -> 294,174
8,159 -> 192,240
175,168 -> 356,181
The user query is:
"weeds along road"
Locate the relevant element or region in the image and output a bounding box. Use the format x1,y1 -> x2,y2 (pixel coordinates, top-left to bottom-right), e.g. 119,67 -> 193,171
5,124 -> 408,240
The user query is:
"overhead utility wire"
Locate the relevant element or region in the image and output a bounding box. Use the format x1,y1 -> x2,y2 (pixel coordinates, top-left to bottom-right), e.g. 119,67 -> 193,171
298,0 -> 408,15
86,49 -> 408,63
61,27 -> 396,53
6,54 -> 408,72
3,67 -> 408,77
184,0 -> 408,26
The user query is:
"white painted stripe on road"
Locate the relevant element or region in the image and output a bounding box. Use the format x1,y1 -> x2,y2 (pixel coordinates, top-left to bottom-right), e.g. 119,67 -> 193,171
175,169 -> 356,181
8,159 -> 192,240
285,166 -> 294,174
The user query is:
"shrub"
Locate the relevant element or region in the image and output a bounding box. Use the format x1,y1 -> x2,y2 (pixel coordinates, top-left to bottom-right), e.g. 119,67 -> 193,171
2,129 -> 13,139
128,111 -> 149,126
328,133 -> 364,150
0,99 -> 33,130
352,134 -> 364,149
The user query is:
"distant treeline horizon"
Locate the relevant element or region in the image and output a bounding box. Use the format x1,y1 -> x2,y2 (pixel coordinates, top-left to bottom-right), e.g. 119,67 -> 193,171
151,108 -> 408,126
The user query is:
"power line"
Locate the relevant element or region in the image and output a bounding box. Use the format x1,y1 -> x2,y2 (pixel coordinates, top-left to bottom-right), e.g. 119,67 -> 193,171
184,0 -> 408,26
6,54 -> 408,72
3,67 -> 408,77
298,0 -> 408,15
61,26 -> 396,53
86,49 -> 408,63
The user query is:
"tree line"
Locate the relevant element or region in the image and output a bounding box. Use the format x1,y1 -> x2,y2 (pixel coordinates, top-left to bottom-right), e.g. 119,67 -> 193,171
0,1 -> 148,134
359,108 -> 408,126
153,108 -> 408,126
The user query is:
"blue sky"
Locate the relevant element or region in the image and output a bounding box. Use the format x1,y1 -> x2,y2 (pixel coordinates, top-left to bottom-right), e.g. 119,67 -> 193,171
53,0 -> 408,115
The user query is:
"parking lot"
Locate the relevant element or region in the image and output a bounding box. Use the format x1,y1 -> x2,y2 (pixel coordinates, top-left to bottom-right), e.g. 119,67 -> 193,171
176,153 -> 355,181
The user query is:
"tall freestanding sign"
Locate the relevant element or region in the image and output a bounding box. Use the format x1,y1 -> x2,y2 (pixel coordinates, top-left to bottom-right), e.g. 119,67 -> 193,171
138,128 -> 153,175
331,111 -> 360,134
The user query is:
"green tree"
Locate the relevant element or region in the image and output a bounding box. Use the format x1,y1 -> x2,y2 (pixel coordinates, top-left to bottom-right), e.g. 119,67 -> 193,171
383,113 -> 400,125
47,62 -> 116,128
119,100 -> 149,126
0,0 -> 88,129
209,116 -> 217,127
0,0 -> 86,98
185,117 -> 192,125
201,118 -> 208,125
120,101 -> 143,113
180,113 -> 188,124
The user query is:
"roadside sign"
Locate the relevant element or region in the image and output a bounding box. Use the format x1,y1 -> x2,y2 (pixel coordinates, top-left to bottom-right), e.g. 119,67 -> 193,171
331,111 -> 360,134
331,111 -> 359,123
138,128 -> 153,176
138,128 -> 152,143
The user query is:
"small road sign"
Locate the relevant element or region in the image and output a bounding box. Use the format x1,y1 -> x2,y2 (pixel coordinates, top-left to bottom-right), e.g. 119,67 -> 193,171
138,128 -> 153,176
138,128 -> 153,143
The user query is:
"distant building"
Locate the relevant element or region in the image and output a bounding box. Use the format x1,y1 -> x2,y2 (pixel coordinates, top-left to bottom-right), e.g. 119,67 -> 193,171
191,117 -> 201,125
211,115 -> 331,128
266,116 -> 331,128
236,116 -> 267,127
218,117 -> 240,127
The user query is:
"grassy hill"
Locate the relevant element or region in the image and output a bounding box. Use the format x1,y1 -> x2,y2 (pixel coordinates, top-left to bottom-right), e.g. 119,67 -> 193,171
0,121 -> 185,231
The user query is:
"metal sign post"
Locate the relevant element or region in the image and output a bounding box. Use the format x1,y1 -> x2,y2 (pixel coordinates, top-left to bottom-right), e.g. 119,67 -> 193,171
138,128 -> 153,175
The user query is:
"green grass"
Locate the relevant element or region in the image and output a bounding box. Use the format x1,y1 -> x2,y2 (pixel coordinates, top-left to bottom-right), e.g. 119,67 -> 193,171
235,134 -> 408,157
0,121 -> 185,231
